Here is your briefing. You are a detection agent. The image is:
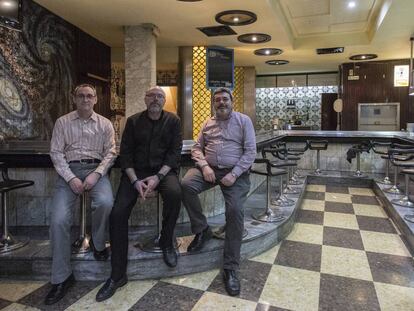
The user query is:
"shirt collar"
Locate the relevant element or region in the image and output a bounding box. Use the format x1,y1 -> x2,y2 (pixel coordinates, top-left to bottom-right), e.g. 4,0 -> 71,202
70,110 -> 98,122
212,111 -> 233,121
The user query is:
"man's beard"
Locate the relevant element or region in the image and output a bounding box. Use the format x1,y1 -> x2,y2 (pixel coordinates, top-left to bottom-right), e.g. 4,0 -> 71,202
148,103 -> 162,113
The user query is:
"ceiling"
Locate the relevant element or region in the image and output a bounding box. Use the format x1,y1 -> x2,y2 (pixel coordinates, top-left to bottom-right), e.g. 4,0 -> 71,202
34,0 -> 414,74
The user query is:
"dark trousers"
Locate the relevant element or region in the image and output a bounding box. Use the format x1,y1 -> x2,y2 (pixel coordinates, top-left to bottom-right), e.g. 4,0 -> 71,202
110,172 -> 181,281
181,167 -> 250,270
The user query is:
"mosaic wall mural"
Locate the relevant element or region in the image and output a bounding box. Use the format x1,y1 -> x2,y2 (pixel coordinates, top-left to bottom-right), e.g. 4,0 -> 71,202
0,0 -> 75,140
256,86 -> 338,131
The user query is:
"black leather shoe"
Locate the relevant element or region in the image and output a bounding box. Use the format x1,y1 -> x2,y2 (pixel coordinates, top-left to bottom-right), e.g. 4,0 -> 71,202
96,276 -> 128,302
44,273 -> 75,305
162,246 -> 178,267
223,269 -> 240,296
187,226 -> 212,252
89,238 -> 109,261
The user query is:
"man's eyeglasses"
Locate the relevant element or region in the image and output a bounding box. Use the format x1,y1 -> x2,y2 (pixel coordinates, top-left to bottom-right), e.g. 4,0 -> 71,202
145,93 -> 165,99
213,97 -> 231,103
75,94 -> 96,100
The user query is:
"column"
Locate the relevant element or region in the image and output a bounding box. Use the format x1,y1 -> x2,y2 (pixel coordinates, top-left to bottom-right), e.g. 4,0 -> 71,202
124,24 -> 159,117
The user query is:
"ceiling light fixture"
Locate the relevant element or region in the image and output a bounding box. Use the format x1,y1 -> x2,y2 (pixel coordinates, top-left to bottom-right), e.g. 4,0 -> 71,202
215,10 -> 257,26
348,1 -> 356,8
238,33 -> 271,44
266,60 -> 289,65
254,48 -> 283,56
349,54 -> 377,61
409,37 -> 414,96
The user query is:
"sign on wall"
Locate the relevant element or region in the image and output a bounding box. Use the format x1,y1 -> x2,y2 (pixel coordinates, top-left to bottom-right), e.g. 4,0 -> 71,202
394,65 -> 409,87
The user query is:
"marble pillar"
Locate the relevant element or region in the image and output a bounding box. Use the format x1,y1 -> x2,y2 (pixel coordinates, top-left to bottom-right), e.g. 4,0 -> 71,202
124,24 -> 159,117
243,66 -> 256,125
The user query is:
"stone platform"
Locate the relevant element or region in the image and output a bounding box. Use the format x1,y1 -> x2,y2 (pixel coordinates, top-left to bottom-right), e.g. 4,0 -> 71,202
1,169 -> 413,281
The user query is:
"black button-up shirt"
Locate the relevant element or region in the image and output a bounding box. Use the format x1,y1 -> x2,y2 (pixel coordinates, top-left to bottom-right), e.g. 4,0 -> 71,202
119,110 -> 182,173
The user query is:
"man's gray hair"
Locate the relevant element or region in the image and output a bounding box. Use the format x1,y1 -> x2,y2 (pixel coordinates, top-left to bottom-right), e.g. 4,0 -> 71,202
212,87 -> 233,102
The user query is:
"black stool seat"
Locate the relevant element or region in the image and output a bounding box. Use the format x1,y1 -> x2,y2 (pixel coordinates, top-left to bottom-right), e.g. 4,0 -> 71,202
269,160 -> 297,168
0,180 -> 34,192
308,140 -> 328,150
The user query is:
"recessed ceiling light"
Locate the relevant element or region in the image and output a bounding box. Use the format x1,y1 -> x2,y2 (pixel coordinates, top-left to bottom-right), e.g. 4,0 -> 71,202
254,48 -> 283,56
266,60 -> 289,65
215,10 -> 257,26
348,1 -> 356,8
1,1 -> 13,7
349,54 -> 377,60
238,33 -> 271,44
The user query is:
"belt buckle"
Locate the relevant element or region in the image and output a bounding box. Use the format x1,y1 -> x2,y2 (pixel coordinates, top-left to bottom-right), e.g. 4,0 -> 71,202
79,159 -> 88,164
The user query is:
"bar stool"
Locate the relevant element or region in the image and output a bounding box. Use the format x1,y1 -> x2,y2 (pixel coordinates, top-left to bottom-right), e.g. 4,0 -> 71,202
308,140 -> 329,175
384,144 -> 414,195
136,191 -> 180,253
262,147 -> 300,195
250,158 -> 286,222
402,168 -> 414,222
0,162 -> 33,254
72,191 -> 91,254
370,141 -> 392,185
387,148 -> 414,205
348,142 -> 370,178
262,148 -> 297,206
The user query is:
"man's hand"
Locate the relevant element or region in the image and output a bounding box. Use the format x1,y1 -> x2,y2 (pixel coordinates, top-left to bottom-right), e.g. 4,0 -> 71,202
202,165 -> 216,183
83,172 -> 101,191
134,180 -> 148,199
220,172 -> 237,187
142,175 -> 160,198
69,177 -> 84,194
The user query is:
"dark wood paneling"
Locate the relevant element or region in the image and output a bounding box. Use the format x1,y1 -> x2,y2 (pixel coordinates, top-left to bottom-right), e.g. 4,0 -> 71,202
341,59 -> 412,130
321,93 -> 338,130
75,31 -> 111,119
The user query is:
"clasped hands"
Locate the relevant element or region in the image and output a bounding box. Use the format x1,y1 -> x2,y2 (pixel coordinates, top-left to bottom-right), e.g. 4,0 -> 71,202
201,165 -> 236,187
133,175 -> 160,200
68,172 -> 101,195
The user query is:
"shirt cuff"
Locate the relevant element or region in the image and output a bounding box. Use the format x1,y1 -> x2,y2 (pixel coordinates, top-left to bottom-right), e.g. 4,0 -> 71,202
232,166 -> 243,178
94,166 -> 105,177
197,160 -> 209,169
63,172 -> 76,183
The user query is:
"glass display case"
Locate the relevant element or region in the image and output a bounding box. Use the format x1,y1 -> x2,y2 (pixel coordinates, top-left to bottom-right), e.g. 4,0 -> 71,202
358,103 -> 400,131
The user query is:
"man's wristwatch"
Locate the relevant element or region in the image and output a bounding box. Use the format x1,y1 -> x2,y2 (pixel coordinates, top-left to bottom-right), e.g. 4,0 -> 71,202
231,172 -> 238,178
156,173 -> 165,181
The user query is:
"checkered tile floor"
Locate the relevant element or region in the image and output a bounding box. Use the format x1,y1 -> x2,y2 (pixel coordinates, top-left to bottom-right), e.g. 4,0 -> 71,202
1,185 -> 414,311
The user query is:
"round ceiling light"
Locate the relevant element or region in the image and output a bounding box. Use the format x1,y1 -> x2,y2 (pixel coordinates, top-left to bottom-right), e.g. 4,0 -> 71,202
215,10 -> 257,26
238,33 -> 271,44
265,60 -> 289,65
349,54 -> 377,60
254,48 -> 283,56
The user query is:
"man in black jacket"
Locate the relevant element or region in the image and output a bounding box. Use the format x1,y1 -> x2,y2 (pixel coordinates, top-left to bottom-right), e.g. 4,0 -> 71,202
96,86 -> 182,302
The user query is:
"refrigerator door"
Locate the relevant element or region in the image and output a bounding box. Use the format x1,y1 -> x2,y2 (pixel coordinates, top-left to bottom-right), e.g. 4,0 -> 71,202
358,103 -> 400,131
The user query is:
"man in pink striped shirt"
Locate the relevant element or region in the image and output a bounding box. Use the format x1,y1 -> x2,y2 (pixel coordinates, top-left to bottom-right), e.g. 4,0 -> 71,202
45,84 -> 117,305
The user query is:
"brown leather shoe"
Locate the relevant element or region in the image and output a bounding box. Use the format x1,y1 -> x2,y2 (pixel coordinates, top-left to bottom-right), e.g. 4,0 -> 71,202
44,273 -> 75,305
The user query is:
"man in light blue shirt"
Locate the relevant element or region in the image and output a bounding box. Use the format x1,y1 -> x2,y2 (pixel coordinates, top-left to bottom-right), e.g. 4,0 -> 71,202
181,87 -> 256,296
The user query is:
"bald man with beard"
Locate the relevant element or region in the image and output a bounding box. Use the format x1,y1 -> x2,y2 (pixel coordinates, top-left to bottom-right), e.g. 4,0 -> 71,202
96,86 -> 183,302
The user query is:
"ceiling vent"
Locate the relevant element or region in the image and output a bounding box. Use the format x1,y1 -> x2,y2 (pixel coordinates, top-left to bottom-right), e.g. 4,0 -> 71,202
316,47 -> 344,55
197,25 -> 237,37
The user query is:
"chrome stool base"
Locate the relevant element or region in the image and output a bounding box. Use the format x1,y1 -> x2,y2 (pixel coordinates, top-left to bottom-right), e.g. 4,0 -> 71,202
352,170 -> 367,178
375,177 -> 392,185
271,196 -> 295,207
252,209 -> 285,223
72,235 -> 91,254
384,185 -> 404,195
283,186 -> 300,195
404,214 -> 414,223
392,196 -> 414,208
0,235 -> 29,254
137,235 -> 180,253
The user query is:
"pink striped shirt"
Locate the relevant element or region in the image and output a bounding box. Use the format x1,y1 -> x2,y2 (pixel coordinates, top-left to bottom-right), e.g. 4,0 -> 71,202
50,110 -> 117,182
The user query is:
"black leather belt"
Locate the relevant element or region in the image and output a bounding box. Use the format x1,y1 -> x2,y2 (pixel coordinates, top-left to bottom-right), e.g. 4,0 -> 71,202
69,159 -> 101,164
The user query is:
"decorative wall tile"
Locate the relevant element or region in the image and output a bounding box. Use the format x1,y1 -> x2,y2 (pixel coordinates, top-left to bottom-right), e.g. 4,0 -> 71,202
256,86 -> 337,131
